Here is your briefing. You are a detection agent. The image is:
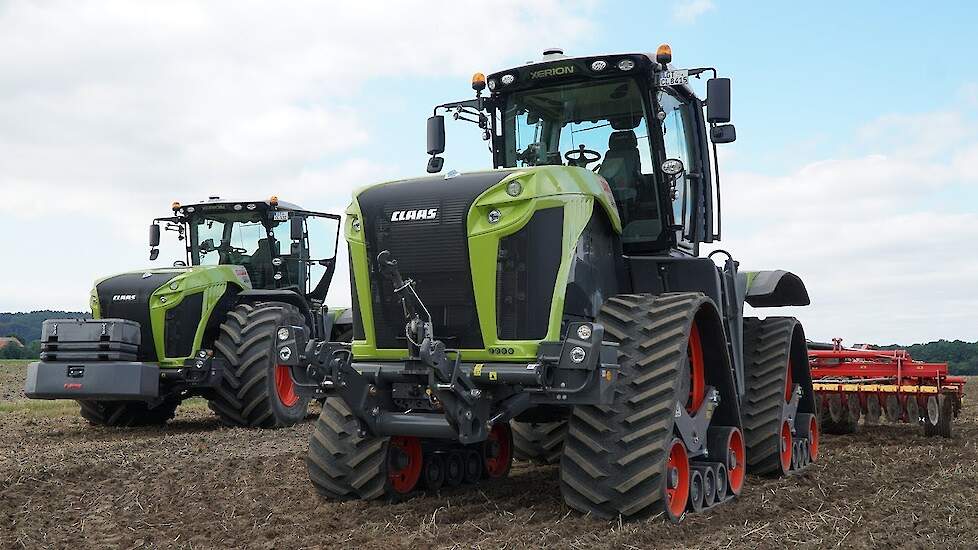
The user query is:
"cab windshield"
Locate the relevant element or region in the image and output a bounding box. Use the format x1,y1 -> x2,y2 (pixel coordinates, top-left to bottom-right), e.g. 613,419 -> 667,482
190,212 -> 292,289
500,78 -> 665,246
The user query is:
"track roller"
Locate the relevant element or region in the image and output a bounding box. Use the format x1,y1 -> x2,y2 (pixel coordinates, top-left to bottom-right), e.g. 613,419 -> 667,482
444,452 -> 464,487
714,463 -> 728,502
688,470 -> 705,512
708,426 -> 745,496
463,450 -> 482,484
664,438 -> 690,523
423,454 -> 445,491
483,424 -> 513,479
796,413 -> 819,462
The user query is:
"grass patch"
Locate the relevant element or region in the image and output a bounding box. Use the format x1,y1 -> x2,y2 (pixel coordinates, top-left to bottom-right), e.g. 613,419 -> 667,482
0,398 -> 80,417
0,359 -> 34,367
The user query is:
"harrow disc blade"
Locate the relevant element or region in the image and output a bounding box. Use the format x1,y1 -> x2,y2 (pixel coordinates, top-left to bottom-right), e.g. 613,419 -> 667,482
905,397 -> 921,425
865,395 -> 882,425
884,395 -> 902,423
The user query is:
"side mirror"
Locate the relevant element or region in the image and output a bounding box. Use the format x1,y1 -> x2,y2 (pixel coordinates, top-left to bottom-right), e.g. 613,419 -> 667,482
149,248 -> 159,261
290,216 -> 304,240
427,115 -> 445,155
707,78 -> 731,123
200,238 -> 215,252
149,224 -> 161,247
710,124 -> 737,144
426,156 -> 445,174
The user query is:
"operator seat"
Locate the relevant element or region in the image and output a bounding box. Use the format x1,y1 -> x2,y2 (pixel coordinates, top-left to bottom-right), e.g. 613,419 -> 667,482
598,130 -> 643,215
248,238 -> 277,289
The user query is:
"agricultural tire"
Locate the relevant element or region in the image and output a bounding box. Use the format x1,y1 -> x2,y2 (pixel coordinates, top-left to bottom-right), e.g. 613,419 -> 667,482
306,397 -> 407,500
78,398 -> 179,427
512,420 -> 566,465
559,292 -> 714,520
208,301 -> 310,428
742,317 -> 815,474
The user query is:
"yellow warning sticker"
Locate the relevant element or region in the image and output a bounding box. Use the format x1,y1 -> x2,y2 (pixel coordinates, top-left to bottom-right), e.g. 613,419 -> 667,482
489,371 -> 498,381
473,364 -> 483,376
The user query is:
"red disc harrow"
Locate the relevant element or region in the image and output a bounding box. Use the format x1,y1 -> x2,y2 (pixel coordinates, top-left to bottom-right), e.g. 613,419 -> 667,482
809,339 -> 965,437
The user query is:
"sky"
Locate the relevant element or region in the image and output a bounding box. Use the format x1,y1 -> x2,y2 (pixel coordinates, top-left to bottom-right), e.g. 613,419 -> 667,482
1,0 -> 976,345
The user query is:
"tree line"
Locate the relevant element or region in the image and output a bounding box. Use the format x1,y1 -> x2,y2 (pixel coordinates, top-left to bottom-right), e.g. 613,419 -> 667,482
1,311 -> 976,373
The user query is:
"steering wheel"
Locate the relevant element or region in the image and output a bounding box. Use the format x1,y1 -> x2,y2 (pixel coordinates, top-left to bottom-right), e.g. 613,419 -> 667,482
217,242 -> 247,255
564,144 -> 601,168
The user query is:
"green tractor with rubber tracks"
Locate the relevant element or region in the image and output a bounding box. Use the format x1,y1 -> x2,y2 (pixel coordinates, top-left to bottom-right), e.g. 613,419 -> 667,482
284,45 -> 818,520
25,196 -> 351,428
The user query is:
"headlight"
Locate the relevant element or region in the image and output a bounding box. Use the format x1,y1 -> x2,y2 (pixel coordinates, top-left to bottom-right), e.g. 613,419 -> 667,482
590,60 -> 607,71
617,59 -> 635,71
501,74 -> 515,85
488,209 -> 502,224
506,181 -> 523,197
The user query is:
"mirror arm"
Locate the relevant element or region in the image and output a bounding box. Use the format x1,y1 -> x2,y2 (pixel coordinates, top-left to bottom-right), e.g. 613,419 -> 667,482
711,136 -> 722,240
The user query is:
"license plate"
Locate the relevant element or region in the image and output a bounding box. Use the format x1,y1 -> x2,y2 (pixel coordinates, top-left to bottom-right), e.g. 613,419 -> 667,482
659,69 -> 689,86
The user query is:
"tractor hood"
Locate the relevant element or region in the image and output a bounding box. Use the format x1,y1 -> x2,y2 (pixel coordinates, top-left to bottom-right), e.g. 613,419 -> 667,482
90,265 -> 252,364
343,165 -> 623,360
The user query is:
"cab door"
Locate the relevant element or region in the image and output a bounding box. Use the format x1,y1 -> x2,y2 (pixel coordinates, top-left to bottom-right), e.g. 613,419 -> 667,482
656,88 -> 703,253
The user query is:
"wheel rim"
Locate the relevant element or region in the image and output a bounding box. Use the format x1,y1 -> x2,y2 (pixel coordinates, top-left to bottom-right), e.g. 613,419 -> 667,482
387,436 -> 423,494
779,420 -> 792,472
274,365 -> 300,407
727,428 -> 746,494
686,321 -> 706,413
484,424 -> 512,478
665,438 -> 690,519
808,414 -> 819,461
785,359 -> 793,402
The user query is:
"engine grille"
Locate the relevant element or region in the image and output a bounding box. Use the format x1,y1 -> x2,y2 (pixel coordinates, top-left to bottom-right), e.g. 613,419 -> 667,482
164,291 -> 203,358
356,172 -> 508,349
496,207 -> 564,340
96,272 -> 180,362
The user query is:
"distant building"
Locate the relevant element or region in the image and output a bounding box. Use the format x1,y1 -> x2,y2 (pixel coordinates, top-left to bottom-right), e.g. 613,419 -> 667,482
0,337 -> 24,349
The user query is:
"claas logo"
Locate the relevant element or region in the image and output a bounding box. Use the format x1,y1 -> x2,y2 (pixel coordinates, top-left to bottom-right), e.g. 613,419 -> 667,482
390,208 -> 438,222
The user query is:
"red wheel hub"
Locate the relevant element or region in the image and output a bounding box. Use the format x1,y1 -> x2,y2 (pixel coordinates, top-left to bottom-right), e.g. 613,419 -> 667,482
808,414 -> 819,461
274,365 -> 299,407
387,436 -> 423,494
727,428 -> 746,495
665,438 -> 690,520
785,359 -> 794,402
687,321 -> 706,413
484,424 -> 512,478
779,420 -> 792,472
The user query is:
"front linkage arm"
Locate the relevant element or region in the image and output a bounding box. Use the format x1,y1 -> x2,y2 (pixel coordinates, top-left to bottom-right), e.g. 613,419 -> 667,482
278,251 -> 621,445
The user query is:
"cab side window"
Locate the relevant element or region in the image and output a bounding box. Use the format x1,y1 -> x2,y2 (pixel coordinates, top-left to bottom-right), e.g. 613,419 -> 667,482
657,91 -> 696,239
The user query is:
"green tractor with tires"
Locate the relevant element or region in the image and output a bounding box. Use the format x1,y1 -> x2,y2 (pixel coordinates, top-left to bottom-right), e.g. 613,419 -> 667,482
25,196 -> 351,428
283,45 -> 818,521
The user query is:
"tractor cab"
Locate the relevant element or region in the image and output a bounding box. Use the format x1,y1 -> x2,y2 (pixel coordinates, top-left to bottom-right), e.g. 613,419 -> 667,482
427,46 -> 736,256
150,196 -> 341,302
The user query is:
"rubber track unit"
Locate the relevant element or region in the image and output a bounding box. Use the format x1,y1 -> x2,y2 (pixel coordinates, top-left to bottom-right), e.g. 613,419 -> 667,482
78,398 -> 179,427
741,317 -> 810,475
559,292 -> 708,519
208,301 -> 310,428
512,421 -> 567,465
306,397 -> 389,500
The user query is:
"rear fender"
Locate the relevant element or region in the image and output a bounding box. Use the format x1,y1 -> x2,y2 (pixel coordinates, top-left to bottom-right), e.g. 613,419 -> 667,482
739,270 -> 810,308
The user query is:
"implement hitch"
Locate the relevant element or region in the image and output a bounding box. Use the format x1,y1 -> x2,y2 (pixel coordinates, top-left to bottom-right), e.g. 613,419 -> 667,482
279,251 -> 620,444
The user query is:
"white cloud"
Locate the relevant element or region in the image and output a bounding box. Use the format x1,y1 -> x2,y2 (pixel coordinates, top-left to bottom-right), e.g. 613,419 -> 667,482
0,0 -> 596,313
672,0 -> 715,23
710,108 -> 978,344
